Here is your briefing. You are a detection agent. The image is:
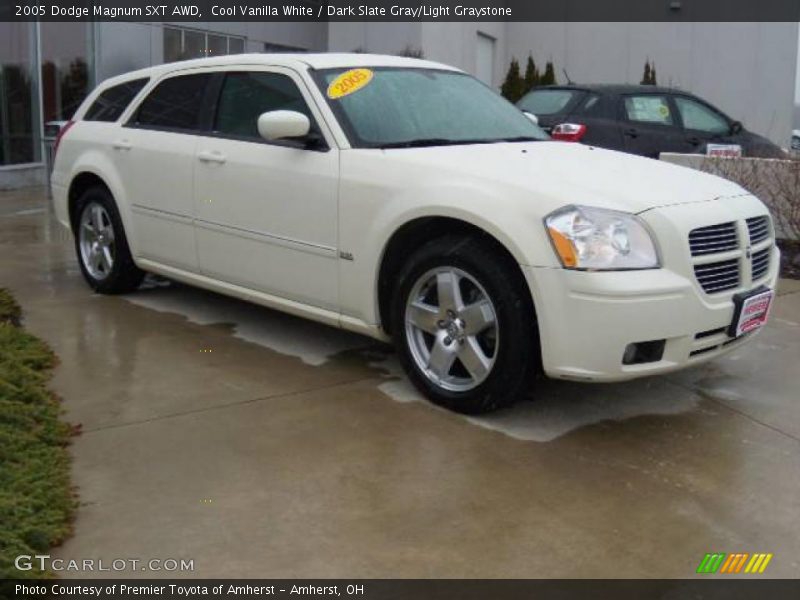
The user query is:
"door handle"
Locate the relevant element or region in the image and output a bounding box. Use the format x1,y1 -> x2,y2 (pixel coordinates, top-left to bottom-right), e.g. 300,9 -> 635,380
198,150 -> 226,164
623,128 -> 638,138
112,140 -> 132,151
687,137 -> 701,146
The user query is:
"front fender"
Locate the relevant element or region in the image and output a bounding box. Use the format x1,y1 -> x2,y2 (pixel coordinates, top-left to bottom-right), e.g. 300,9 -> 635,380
338,177 -> 558,328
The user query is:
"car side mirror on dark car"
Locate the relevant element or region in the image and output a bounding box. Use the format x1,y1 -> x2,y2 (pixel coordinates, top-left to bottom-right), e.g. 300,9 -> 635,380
730,121 -> 743,135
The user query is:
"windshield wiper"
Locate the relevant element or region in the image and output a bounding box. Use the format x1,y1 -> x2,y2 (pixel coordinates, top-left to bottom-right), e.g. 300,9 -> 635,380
373,138 -> 495,149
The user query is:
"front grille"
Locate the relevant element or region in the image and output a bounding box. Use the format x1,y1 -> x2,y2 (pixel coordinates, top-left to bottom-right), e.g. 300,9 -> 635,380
747,216 -> 770,244
689,222 -> 738,256
694,259 -> 740,294
688,216 -> 774,295
751,247 -> 770,281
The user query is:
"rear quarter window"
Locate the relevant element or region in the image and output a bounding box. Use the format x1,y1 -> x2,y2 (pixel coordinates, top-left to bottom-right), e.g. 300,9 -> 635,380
577,93 -> 605,117
131,73 -> 212,131
84,78 -> 149,122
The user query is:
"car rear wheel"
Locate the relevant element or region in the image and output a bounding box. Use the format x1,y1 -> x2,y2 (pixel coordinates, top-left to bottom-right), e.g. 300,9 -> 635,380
391,235 -> 537,414
74,186 -> 144,294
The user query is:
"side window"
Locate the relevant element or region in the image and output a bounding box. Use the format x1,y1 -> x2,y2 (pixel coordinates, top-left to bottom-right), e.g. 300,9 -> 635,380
623,95 -> 674,126
84,78 -> 149,122
577,93 -> 603,117
675,96 -> 729,134
214,71 -> 315,140
132,73 -> 211,131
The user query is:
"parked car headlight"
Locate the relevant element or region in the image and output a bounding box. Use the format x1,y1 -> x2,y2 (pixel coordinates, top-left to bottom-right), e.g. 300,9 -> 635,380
545,205 -> 659,270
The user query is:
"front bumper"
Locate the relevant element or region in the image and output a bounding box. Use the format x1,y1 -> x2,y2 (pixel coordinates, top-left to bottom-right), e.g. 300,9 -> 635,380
524,196 -> 780,382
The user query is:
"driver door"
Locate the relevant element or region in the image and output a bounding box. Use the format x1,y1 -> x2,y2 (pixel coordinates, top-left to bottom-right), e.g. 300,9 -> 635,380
673,95 -> 737,153
193,67 -> 339,310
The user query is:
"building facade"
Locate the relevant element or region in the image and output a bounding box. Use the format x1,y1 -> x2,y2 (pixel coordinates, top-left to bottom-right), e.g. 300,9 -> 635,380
1,20 -> 798,189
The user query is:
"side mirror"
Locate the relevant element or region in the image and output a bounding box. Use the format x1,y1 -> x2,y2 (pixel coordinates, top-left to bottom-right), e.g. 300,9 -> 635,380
730,120 -> 743,135
523,111 -> 539,125
257,110 -> 311,141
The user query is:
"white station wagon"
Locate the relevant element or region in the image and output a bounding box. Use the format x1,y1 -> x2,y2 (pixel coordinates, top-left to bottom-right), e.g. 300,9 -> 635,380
52,54 -> 779,414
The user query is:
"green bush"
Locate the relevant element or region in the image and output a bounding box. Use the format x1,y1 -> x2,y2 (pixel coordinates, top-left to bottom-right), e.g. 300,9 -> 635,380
500,57 -> 526,103
0,289 -> 75,579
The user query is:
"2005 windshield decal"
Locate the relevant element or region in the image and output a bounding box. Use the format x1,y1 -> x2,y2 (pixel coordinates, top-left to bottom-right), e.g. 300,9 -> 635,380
327,68 -> 374,99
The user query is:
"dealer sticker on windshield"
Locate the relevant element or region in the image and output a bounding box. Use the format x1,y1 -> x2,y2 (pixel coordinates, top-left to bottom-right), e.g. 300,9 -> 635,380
327,68 -> 374,99
730,288 -> 773,338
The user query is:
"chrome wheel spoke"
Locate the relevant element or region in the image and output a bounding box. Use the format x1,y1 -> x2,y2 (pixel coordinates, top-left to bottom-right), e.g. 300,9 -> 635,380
407,301 -> 440,334
458,337 -> 491,381
92,204 -> 104,230
460,300 -> 495,336
436,270 -> 463,312
92,248 -> 104,272
427,338 -> 457,379
101,246 -> 114,270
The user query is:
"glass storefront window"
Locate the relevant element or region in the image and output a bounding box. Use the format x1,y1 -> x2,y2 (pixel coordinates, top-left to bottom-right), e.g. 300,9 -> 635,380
163,27 -> 246,62
207,34 -> 227,57
163,28 -> 182,65
229,38 -> 245,54
0,22 -> 39,165
40,22 -> 90,123
183,30 -> 205,60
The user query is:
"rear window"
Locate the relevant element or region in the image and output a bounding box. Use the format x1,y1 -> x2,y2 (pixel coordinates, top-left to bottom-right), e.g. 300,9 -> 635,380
517,89 -> 581,116
84,78 -> 149,122
132,73 -> 212,131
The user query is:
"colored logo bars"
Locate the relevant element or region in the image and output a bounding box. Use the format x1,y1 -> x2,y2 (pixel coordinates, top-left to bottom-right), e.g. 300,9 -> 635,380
696,553 -> 773,574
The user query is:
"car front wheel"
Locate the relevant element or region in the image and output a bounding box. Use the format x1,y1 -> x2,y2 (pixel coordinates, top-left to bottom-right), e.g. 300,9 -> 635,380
391,235 -> 537,414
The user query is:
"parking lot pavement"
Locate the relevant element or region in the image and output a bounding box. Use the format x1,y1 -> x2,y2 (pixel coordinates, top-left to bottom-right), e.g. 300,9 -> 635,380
2,188 -> 799,578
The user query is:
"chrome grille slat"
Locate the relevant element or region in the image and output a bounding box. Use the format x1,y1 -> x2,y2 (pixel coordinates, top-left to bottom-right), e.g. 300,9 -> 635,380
688,222 -> 738,256
746,216 -> 770,244
698,273 -> 739,285
692,235 -> 736,248
693,256 -> 739,294
751,247 -> 770,280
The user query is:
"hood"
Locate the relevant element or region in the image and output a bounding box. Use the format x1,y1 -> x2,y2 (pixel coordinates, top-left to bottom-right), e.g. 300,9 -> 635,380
378,141 -> 748,213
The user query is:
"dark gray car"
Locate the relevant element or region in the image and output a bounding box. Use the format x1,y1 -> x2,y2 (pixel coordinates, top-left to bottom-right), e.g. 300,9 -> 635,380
517,84 -> 784,159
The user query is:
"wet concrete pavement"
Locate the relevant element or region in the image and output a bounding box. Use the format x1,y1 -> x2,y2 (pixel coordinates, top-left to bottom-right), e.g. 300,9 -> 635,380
1,188 -> 799,578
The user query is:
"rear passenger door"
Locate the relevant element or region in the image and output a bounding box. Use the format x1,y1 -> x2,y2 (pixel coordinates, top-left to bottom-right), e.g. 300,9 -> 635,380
619,93 -> 693,158
120,72 -> 215,271
193,67 -> 339,310
568,92 -> 624,150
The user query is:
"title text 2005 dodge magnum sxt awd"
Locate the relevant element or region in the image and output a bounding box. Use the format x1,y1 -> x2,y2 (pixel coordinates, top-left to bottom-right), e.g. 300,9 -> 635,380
51,54 -> 779,414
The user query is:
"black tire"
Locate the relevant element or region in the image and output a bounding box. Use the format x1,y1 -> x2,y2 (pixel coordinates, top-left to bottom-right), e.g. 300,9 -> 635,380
73,185 -> 144,294
390,235 -> 538,414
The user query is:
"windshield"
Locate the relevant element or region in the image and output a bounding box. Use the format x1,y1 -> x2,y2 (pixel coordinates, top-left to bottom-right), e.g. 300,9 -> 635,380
315,67 -> 549,148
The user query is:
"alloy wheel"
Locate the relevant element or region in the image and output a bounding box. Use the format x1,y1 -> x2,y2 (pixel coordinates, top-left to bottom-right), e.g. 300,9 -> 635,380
78,202 -> 116,280
404,266 -> 499,392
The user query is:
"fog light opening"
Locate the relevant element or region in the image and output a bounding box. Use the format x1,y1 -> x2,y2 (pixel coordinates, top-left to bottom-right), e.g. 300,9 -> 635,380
622,340 -> 666,365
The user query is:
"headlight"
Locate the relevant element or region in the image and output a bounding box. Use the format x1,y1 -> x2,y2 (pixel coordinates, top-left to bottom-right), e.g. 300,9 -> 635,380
545,205 -> 659,270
